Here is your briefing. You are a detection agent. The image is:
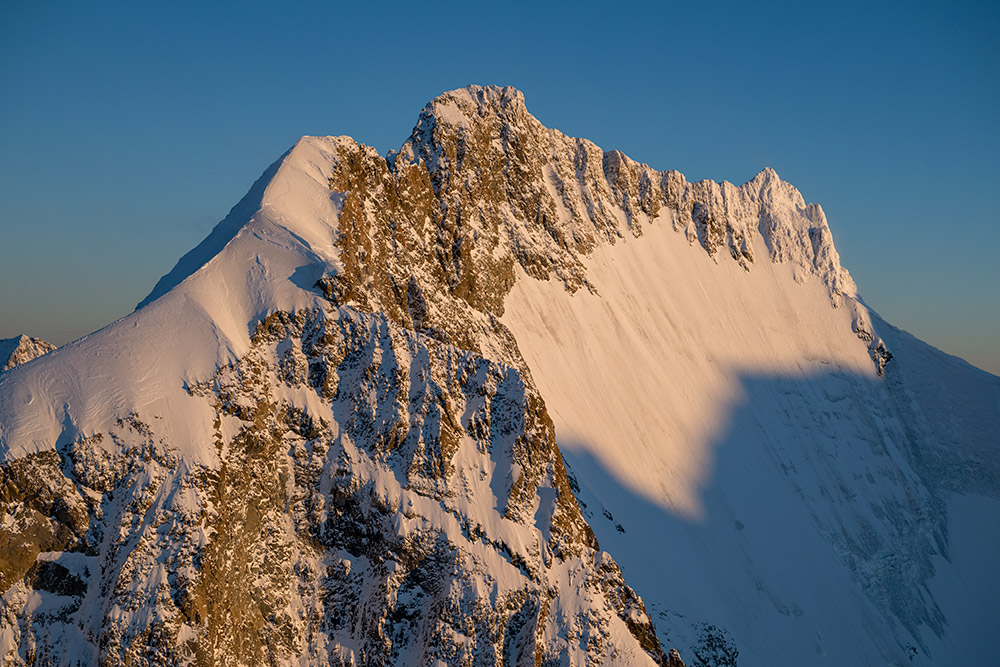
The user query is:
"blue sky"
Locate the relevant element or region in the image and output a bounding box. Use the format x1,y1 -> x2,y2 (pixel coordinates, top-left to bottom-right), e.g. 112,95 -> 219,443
1,1 -> 998,374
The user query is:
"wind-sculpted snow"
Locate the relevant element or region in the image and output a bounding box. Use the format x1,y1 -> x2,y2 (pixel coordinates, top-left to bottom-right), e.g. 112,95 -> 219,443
0,85 -> 996,665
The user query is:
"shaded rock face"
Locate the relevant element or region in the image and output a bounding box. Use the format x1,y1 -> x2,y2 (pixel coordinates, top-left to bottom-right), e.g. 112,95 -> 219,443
0,84 -> 880,666
0,335 -> 55,372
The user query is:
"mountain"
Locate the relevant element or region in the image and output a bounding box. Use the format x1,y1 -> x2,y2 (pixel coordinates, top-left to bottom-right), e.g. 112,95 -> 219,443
1,85 -> 997,666
0,335 -> 56,372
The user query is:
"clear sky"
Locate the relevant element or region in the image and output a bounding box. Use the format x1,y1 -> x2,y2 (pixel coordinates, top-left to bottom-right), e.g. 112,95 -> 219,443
1,1 -> 998,374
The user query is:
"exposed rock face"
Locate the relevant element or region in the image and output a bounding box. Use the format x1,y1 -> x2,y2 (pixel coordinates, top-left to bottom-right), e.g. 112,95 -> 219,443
1,306 -> 670,665
0,335 -> 55,372
0,84 -> 948,665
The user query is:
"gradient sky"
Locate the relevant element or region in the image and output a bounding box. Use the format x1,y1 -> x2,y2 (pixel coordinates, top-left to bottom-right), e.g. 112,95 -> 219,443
1,1 -> 998,374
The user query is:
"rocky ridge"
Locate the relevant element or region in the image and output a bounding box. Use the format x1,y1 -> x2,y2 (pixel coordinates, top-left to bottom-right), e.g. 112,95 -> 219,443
322,85 -> 886,374
0,336 -> 56,372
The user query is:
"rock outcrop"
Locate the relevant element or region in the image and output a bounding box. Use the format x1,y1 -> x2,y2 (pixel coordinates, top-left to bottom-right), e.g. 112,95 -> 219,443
0,335 -> 55,372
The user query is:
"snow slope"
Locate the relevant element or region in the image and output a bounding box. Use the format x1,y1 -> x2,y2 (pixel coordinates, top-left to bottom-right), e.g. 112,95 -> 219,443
0,136 -> 344,466
503,200 -> 1000,665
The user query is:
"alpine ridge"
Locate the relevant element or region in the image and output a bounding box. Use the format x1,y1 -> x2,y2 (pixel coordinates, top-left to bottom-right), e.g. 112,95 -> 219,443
0,85 -> 997,666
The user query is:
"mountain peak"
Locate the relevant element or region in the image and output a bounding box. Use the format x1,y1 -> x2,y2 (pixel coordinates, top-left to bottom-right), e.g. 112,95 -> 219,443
427,84 -> 527,123
2,86 -> 998,667
750,166 -> 780,183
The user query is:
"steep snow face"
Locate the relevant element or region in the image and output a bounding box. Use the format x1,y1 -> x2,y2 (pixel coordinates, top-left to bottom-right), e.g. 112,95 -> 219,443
504,216 -> 876,522
502,185 -> 1000,664
0,336 -> 55,372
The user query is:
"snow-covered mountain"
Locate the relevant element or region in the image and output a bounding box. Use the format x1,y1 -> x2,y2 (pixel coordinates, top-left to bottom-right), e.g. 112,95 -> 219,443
0,336 -> 55,372
1,85 -> 997,666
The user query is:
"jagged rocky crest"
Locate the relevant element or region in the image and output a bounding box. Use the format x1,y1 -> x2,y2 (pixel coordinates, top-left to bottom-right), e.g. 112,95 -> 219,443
332,86 -> 858,320
0,335 -> 55,372
0,85 -> 911,665
319,85 -> 884,372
